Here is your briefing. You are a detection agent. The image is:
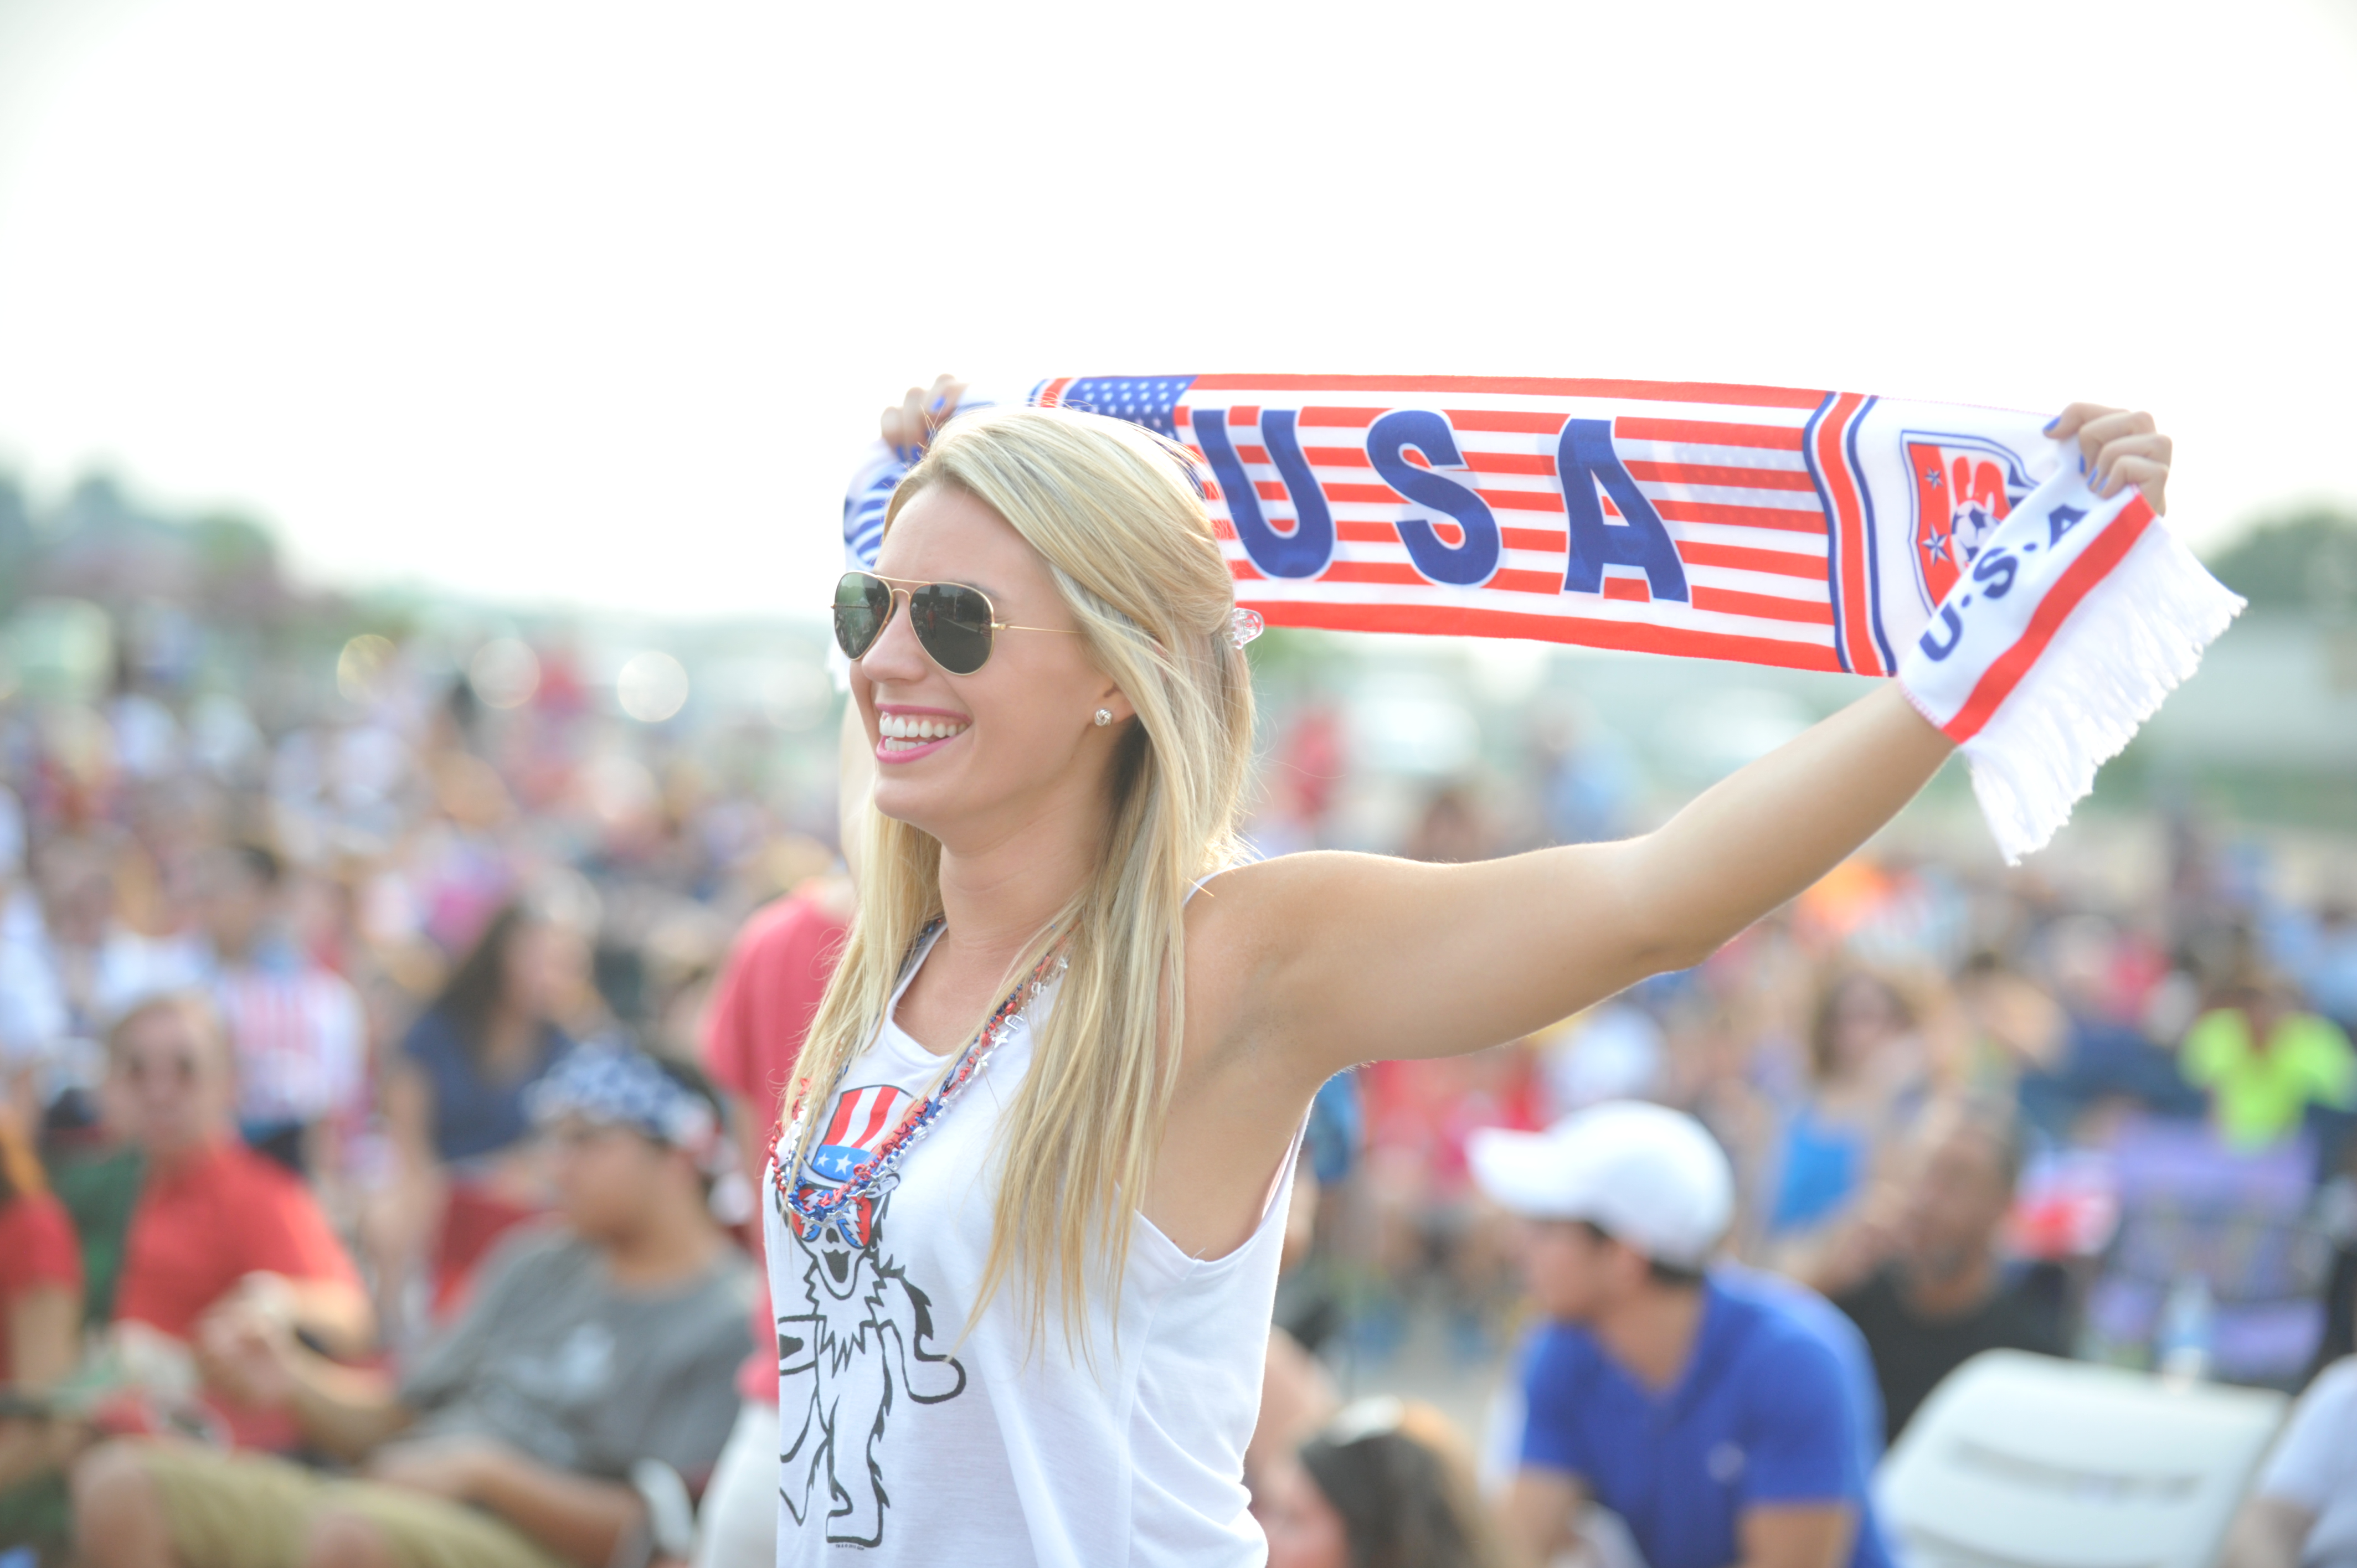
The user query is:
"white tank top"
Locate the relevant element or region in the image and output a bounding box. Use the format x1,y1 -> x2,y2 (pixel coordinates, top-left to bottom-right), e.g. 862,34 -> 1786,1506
764,926 -> 1295,1566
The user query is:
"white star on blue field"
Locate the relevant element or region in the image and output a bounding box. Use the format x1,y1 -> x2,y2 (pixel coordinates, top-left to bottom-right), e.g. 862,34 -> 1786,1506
1058,377 -> 1195,437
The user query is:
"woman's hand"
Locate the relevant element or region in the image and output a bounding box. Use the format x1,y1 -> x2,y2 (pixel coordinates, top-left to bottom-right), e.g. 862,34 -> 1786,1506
2048,403 -> 2173,514
881,374 -> 968,465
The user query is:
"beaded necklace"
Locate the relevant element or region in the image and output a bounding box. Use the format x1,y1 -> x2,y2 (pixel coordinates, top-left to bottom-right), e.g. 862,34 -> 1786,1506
772,917 -> 1066,1231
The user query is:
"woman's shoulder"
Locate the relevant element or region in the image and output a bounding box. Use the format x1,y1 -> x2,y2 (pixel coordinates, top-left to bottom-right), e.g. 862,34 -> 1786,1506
1185,849 -> 1386,919
1181,853 -> 1323,963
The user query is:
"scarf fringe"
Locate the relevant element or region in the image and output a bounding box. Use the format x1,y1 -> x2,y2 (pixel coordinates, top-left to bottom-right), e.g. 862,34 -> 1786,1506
1961,524 -> 2244,864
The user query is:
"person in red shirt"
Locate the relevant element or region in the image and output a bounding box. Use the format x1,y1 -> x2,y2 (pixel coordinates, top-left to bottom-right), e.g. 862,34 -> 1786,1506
0,1101 -> 84,1556
97,992 -> 373,1444
703,883 -> 852,1151
0,1110 -> 80,1391
692,879 -> 851,1568
0,1184 -> 80,1386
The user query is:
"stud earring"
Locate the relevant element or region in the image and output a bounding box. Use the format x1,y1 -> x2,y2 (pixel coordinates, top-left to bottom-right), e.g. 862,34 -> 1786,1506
1093,708 -> 1112,728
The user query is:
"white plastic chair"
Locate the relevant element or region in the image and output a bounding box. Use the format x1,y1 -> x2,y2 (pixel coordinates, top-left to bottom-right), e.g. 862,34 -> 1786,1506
1875,1350 -> 2287,1568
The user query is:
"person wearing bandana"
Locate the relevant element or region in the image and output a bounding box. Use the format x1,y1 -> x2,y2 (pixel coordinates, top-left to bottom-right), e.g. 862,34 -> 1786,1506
71,1044 -> 753,1568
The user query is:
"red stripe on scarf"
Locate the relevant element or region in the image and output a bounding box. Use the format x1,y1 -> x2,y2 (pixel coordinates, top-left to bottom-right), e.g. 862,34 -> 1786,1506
1187,374 -> 1828,409
1624,461 -> 1818,493
1614,417 -> 1809,451
1676,542 -> 1830,580
1248,599 -> 1844,670
1940,496 -> 2157,744
1655,498 -> 1827,534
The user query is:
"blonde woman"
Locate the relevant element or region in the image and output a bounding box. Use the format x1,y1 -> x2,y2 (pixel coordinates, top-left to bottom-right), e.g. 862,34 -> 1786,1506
766,388 -> 2171,1566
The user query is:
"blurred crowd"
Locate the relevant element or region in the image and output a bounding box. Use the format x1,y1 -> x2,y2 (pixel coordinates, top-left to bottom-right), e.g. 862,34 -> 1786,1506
1275,770 -> 2357,1392
1,607 -> 2354,1568
0,617 -> 835,1566
1248,706 -> 2357,1568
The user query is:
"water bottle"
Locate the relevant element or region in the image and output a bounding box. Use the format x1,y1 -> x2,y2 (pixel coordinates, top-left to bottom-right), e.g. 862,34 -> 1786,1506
2155,1275 -> 2216,1383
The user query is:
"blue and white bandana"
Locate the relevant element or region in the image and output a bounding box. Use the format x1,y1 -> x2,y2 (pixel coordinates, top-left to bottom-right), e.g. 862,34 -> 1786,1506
526,1043 -> 725,1173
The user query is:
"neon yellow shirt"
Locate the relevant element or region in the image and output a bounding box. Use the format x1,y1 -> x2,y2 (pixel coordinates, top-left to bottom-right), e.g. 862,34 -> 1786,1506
2181,1008 -> 2356,1149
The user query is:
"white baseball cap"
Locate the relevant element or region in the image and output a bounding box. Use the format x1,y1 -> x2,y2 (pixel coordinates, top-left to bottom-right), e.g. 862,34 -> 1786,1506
1468,1101 -> 1734,1270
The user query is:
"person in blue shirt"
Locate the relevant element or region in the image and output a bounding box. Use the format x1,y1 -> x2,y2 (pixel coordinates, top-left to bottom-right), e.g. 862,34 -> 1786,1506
1470,1101 -> 1893,1568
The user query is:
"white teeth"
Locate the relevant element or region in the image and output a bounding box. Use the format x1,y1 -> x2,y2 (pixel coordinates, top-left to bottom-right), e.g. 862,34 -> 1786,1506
879,715 -> 966,747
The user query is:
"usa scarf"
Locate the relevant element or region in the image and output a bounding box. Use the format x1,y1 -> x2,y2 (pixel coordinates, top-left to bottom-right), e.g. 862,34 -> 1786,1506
841,375 -> 2242,863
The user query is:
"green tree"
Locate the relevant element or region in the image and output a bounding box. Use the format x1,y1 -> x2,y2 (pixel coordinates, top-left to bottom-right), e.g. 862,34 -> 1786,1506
190,512 -> 277,577
2204,509 -> 2357,613
0,474 -> 32,612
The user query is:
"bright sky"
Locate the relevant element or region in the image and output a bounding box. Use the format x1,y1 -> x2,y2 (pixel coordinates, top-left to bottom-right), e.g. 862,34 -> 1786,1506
1,0 -> 2351,619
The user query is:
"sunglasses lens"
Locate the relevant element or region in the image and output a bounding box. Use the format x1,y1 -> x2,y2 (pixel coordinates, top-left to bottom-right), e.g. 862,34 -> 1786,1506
833,574 -> 891,659
908,583 -> 994,675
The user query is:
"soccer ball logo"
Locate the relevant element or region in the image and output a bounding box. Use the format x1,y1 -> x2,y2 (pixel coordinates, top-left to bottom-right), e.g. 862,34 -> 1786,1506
1904,435 -> 2033,608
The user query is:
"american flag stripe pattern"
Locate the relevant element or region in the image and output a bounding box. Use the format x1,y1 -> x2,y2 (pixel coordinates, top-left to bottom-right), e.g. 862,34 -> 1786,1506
1024,374 -> 2007,675
842,393 -> 1010,570
793,1082 -> 916,1242
821,1084 -> 913,1160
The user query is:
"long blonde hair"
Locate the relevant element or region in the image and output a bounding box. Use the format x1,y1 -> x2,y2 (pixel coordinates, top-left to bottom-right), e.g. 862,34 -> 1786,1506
785,406 -> 1256,1354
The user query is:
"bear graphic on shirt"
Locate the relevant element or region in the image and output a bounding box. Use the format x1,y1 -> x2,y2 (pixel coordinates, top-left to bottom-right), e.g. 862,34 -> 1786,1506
774,1085 -> 966,1549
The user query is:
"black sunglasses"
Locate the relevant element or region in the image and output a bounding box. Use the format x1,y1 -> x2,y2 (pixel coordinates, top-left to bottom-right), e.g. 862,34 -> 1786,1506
832,571 -> 1077,675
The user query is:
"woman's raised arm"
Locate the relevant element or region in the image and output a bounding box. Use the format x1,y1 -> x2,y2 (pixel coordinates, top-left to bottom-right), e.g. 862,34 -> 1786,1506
1222,680 -> 1948,1082
1219,400 -> 2170,1088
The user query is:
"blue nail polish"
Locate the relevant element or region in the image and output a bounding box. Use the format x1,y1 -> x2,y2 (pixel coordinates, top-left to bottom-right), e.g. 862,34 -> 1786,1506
930,396 -> 946,412
2091,468 -> 2107,494
2042,417 -> 2060,434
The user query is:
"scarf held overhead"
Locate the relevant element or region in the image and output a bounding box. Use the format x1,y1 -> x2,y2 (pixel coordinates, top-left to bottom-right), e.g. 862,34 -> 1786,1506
842,375 -> 2242,862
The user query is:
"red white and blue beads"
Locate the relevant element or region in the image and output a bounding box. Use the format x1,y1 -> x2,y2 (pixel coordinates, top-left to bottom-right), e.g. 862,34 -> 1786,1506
772,919 -> 1064,1231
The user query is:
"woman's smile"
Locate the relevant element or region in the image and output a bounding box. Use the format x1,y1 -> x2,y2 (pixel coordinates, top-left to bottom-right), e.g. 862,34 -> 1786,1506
873,703 -> 973,762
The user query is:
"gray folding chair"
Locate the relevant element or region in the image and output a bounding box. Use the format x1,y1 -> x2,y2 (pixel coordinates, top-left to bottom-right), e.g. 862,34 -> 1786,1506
1875,1350 -> 2287,1568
